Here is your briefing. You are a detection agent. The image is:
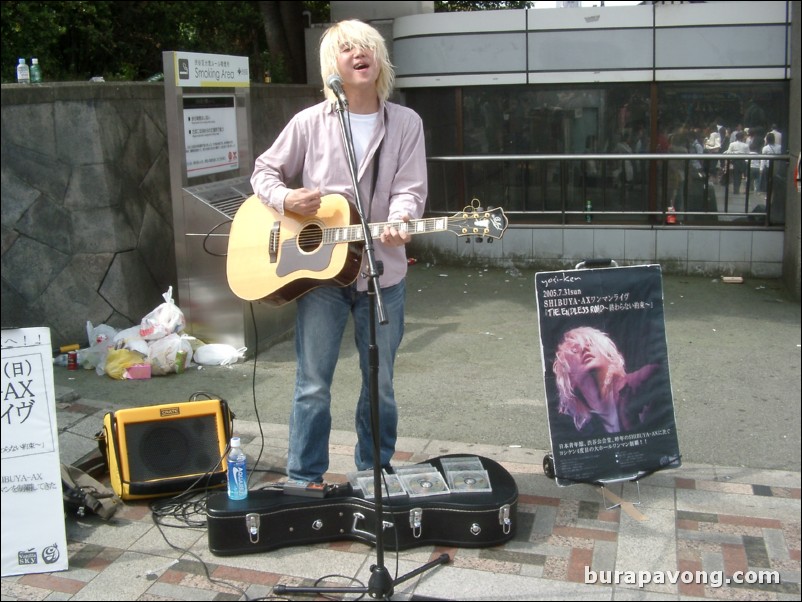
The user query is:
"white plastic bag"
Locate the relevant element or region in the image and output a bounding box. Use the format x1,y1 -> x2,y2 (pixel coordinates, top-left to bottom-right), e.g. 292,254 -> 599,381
82,340 -> 113,376
113,325 -> 149,356
83,321 -> 119,375
140,286 -> 185,340
86,321 -> 118,347
147,333 -> 194,375
194,344 -> 247,366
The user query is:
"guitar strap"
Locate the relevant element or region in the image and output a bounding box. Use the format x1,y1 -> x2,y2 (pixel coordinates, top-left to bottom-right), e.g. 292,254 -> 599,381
368,138 -> 383,221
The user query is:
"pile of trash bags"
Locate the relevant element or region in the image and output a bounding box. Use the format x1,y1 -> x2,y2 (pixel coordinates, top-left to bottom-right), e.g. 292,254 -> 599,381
68,287 -> 246,380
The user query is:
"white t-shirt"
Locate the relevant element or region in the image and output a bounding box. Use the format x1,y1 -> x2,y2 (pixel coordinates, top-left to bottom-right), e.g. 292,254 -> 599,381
349,112 -> 378,167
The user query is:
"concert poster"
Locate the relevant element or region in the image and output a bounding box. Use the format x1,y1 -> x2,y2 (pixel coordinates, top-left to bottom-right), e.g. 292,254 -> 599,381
535,264 -> 681,486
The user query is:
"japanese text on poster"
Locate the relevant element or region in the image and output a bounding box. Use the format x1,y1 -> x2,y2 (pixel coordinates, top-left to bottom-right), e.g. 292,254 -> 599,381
535,265 -> 681,486
1,328 -> 68,576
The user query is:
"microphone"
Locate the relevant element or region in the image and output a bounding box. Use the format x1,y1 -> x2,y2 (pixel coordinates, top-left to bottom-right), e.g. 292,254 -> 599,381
326,74 -> 349,107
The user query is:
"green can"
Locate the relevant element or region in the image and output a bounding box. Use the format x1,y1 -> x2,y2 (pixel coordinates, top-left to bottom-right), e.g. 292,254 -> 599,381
175,350 -> 187,374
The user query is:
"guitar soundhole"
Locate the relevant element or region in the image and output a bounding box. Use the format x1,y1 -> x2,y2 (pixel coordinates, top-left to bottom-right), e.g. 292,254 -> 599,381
298,224 -> 323,253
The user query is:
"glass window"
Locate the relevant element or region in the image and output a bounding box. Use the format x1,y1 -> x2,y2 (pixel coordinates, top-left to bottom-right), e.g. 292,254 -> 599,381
406,81 -> 787,225
657,82 -> 788,224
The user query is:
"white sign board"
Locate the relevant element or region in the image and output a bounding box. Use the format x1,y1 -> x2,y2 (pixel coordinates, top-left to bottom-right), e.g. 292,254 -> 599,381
183,95 -> 239,178
172,51 -> 250,88
1,327 -> 68,576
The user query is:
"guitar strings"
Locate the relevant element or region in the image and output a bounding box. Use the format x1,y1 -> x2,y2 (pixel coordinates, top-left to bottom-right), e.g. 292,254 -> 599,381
284,218 -> 442,248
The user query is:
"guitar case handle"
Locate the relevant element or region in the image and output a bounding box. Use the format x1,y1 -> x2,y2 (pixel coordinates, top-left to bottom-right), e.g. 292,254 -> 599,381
351,512 -> 394,542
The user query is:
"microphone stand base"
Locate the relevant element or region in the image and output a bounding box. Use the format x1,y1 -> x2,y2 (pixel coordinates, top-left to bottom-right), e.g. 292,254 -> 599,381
273,553 -> 451,600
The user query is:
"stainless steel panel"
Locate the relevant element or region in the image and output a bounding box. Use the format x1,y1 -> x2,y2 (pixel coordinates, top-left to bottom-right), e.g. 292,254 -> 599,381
181,177 -> 295,356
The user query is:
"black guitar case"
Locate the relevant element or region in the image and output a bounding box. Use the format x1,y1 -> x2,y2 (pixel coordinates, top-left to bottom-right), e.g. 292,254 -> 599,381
206,455 -> 518,556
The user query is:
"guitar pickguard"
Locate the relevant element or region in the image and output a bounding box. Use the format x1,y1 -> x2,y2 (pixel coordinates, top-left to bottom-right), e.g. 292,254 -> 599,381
275,223 -> 335,277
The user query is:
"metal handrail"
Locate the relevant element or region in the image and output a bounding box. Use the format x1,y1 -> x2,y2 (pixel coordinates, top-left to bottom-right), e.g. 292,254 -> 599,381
426,152 -> 789,226
429,153 -> 787,162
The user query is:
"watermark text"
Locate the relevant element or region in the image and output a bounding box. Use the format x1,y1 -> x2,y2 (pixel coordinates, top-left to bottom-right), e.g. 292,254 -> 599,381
585,567 -> 780,589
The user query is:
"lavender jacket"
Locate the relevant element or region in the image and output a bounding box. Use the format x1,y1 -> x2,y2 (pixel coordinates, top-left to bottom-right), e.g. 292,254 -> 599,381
251,100 -> 428,291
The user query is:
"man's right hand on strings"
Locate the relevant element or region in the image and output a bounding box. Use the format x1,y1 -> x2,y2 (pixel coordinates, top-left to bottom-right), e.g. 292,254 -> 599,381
284,188 -> 322,216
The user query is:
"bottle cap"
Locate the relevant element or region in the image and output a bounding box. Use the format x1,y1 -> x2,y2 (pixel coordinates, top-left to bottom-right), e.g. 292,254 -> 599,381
18,58 -> 24,64
32,58 -> 39,64
230,436 -> 241,447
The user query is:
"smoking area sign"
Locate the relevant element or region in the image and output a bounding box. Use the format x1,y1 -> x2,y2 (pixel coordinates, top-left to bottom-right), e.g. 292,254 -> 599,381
172,51 -> 250,88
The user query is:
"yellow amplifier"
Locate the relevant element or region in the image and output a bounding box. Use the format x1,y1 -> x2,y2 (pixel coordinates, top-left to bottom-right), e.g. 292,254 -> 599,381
99,399 -> 233,500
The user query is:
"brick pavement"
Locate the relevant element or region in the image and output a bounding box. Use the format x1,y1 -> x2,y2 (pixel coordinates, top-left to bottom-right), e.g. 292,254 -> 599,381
1,394 -> 799,601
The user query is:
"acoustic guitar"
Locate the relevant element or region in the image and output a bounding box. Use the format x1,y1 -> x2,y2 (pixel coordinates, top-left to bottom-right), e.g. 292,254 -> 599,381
226,194 -> 508,305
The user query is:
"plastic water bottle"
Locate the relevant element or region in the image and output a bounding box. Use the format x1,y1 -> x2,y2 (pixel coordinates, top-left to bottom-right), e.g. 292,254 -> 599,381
30,58 -> 42,83
226,437 -> 248,500
16,58 -> 30,84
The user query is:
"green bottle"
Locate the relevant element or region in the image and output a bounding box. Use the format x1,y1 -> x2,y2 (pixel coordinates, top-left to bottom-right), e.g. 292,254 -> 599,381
30,58 -> 42,83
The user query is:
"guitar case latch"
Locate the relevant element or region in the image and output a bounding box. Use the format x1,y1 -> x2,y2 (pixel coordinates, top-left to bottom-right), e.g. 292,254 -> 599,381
409,507 -> 423,539
246,513 -> 260,544
499,504 -> 511,535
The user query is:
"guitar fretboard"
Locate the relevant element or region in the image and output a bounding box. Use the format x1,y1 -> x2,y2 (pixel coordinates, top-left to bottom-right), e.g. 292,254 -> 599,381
323,217 -> 449,244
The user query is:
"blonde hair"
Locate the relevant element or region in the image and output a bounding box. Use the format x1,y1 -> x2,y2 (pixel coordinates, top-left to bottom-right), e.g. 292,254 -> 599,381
553,327 -> 626,430
319,20 -> 395,104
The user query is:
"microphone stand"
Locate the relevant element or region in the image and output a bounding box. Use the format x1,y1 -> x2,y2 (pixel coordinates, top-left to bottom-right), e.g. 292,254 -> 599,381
274,97 -> 449,600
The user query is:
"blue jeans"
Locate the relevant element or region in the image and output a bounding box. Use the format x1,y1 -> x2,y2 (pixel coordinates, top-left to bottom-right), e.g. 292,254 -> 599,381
287,280 -> 406,482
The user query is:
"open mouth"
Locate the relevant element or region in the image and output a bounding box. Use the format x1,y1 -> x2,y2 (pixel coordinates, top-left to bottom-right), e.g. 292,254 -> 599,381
354,62 -> 369,71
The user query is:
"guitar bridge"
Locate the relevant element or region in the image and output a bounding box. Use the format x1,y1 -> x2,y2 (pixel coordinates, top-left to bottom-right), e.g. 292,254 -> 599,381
268,222 -> 280,263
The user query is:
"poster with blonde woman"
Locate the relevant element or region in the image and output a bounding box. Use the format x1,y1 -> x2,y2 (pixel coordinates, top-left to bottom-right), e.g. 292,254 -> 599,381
535,264 -> 681,486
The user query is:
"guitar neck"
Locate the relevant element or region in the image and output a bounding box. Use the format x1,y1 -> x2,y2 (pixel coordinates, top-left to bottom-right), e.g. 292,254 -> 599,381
324,216 -> 448,244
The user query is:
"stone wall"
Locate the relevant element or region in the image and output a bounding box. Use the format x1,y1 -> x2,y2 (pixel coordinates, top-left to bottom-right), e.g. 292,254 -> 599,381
1,82 -> 321,349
